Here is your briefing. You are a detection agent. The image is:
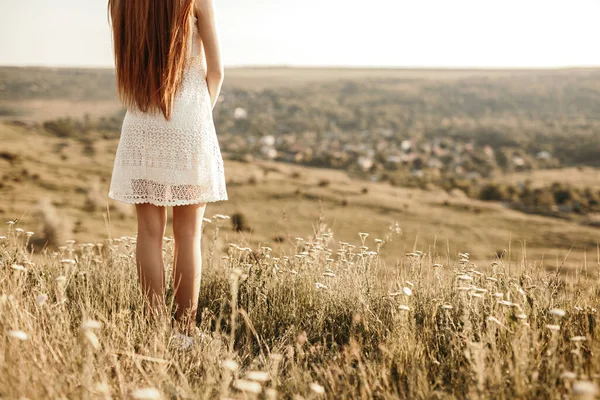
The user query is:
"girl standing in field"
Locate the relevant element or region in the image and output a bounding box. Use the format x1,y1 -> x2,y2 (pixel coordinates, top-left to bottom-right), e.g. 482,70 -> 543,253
107,0 -> 228,346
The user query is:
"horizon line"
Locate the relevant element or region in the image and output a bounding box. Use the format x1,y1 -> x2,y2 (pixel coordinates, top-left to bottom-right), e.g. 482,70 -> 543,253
1,63 -> 600,71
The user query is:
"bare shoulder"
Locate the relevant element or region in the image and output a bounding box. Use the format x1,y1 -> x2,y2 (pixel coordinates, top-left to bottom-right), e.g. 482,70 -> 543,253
195,0 -> 215,15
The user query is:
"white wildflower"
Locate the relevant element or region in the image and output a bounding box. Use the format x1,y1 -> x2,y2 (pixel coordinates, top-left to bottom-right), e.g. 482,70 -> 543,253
245,371 -> 270,382
570,336 -> 587,342
233,379 -> 262,394
223,359 -> 238,371
560,371 -> 577,380
11,264 -> 27,272
572,381 -> 598,396
7,330 -> 29,341
130,387 -> 162,400
81,319 -> 102,330
35,294 -> 48,306
309,382 -> 325,395
549,308 -> 566,317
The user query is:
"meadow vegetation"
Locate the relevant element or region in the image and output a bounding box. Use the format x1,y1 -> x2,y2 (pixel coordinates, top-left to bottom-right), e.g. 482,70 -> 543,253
1,217 -> 599,399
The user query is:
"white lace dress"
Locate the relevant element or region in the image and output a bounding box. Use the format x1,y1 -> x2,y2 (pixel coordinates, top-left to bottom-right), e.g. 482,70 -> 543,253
108,15 -> 228,206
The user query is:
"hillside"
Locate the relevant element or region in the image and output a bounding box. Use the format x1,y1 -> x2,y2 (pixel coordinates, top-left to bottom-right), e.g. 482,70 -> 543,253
1,121 -> 598,271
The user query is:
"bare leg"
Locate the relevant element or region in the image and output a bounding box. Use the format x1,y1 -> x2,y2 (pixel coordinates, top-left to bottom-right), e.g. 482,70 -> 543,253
135,203 -> 167,319
172,203 -> 207,334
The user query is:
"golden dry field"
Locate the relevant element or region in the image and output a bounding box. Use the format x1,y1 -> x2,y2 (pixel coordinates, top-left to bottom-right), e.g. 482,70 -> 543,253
1,67 -> 600,399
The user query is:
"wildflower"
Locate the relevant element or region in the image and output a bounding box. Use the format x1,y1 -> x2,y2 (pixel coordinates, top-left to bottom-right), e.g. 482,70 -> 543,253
570,336 -> 587,342
367,251 -> 378,256
0,236 -> 6,240
457,286 -> 472,292
441,304 -> 453,310
223,359 -> 238,371
432,263 -> 443,268
545,324 -> 560,331
202,218 -> 212,224
213,214 -> 230,220
498,300 -> 513,307
130,387 -> 162,400
81,319 -> 102,330
261,246 -> 273,253
60,259 -> 76,265
323,271 -> 336,278
94,382 -> 111,395
55,276 -> 67,283
315,282 -> 328,290
65,239 -> 76,245
572,381 -> 598,397
295,237 -> 304,242
456,274 -> 473,282
469,292 -> 484,299
35,294 -> 48,306
15,228 -> 24,234
515,313 -> 527,320
11,264 -> 27,272
7,330 -> 29,341
358,232 -> 369,240
82,330 -> 101,350
561,371 -> 577,380
494,292 -> 504,298
310,382 -> 326,395
374,238 -> 384,244
245,371 -> 270,382
233,379 -> 262,394
486,277 -> 498,282
549,308 -> 566,317
403,287 -> 413,296
398,305 -> 410,311
6,220 -> 15,225
405,280 -> 414,287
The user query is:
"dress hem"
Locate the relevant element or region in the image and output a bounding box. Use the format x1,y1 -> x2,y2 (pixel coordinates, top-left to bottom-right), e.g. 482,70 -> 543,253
108,192 -> 228,207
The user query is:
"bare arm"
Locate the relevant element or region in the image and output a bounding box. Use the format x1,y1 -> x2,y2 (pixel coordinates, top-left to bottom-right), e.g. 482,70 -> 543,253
195,0 -> 224,110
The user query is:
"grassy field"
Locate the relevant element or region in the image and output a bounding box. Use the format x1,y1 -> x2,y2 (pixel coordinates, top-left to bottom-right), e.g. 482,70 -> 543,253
1,208 -> 599,399
1,121 -> 599,272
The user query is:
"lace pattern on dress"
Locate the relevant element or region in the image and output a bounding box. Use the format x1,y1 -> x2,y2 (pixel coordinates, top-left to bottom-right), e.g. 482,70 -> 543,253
108,15 -> 228,206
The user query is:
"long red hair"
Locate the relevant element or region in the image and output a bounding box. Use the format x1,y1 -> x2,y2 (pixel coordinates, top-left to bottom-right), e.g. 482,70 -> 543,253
108,0 -> 195,120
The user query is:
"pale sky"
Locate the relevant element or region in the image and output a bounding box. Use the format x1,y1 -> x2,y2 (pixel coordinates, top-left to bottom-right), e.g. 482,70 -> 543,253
0,0 -> 599,68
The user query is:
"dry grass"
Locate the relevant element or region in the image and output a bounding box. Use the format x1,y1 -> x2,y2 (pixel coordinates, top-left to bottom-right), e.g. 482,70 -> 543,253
1,122 -> 599,269
1,216 -> 599,399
